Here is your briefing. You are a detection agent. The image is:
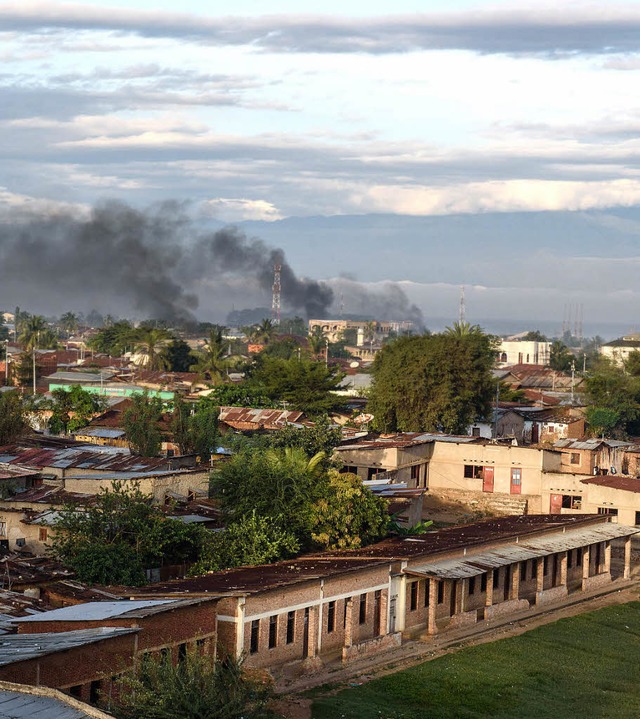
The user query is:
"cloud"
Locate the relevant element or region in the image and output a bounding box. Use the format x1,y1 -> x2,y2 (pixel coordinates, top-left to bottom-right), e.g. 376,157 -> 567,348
201,198 -> 284,222
4,4 -> 640,57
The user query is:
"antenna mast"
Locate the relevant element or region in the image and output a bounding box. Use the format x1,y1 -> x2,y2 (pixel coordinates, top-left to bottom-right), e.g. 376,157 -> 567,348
272,263 -> 281,326
459,285 -> 466,324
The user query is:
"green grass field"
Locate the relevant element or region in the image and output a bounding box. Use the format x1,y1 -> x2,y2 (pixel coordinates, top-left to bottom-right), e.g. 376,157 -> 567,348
312,601 -> 640,719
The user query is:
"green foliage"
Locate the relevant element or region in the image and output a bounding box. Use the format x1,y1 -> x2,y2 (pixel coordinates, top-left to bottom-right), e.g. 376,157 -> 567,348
261,336 -> 301,360
111,650 -> 275,719
388,517 -> 434,536
522,330 -> 548,341
190,511 -> 299,574
0,390 -> 28,443
162,339 -> 197,372
190,327 -> 238,383
549,340 -> 573,371
585,406 -> 621,438
269,415 -> 342,464
278,316 -> 307,336
49,482 -> 206,586
18,315 -> 58,351
310,471 -> 389,550
172,396 -> 219,456
88,321 -> 134,356
207,383 -> 274,408
497,380 -> 527,403
585,357 -> 640,437
625,350 -> 640,377
249,356 -> 345,416
368,331 -> 496,433
59,311 -> 80,337
45,385 -> 108,434
132,327 -> 174,371
210,447 -> 327,548
123,392 -> 164,456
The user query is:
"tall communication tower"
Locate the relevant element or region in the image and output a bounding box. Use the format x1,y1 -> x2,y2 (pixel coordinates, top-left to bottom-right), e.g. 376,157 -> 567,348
459,285 -> 466,324
272,263 -> 281,326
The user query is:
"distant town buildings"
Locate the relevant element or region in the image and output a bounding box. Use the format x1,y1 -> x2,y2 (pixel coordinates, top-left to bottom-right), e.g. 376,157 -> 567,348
599,334 -> 640,365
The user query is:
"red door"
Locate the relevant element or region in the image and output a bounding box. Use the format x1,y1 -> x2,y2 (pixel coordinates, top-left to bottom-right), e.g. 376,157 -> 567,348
549,494 -> 562,514
510,468 -> 522,495
483,467 -> 494,493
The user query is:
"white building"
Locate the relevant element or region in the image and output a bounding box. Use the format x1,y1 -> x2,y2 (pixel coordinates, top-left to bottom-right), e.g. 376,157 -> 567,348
497,339 -> 551,367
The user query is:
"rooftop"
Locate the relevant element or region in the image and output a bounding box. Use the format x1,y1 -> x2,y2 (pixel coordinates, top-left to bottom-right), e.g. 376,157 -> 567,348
581,475 -> 640,493
0,627 -> 137,666
0,681 -> 116,719
335,432 -> 480,451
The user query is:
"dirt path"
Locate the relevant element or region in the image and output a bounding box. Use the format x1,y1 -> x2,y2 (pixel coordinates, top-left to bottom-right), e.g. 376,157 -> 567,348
274,582 -> 640,719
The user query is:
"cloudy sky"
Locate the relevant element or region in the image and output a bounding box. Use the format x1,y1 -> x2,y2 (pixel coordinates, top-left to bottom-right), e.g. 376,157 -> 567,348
3,1 -> 640,332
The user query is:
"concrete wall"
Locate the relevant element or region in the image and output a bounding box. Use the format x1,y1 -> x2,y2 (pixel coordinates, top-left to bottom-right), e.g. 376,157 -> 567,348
62,471 -> 209,502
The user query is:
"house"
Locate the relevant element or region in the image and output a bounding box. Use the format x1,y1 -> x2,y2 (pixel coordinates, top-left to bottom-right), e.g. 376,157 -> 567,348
600,334 -> 640,365
552,438 -> 632,476
497,340 -> 551,367
0,598 -> 218,703
218,406 -> 307,432
308,319 -> 414,345
0,681 -> 117,719
131,514 -> 636,674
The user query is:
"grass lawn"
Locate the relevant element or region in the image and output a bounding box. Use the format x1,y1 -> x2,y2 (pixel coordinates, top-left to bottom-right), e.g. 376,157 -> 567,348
312,601 -> 640,719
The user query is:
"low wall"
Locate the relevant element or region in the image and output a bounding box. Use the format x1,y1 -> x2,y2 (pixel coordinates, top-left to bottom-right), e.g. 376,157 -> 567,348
535,586 -> 568,607
342,633 -> 401,663
448,609 -> 478,629
583,573 -> 612,591
484,598 -> 530,620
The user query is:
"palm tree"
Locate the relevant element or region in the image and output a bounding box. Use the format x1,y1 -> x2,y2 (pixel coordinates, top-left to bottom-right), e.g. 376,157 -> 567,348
444,321 -> 483,338
59,311 -> 79,338
308,325 -> 327,356
19,315 -> 47,351
131,327 -> 173,371
191,329 -> 236,384
251,319 -> 276,345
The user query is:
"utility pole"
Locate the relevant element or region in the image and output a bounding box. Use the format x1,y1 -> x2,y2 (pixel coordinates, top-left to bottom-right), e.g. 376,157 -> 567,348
570,360 -> 576,406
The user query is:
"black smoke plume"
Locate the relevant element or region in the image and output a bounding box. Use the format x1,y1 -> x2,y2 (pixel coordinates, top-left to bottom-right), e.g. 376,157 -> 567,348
0,200 -> 422,325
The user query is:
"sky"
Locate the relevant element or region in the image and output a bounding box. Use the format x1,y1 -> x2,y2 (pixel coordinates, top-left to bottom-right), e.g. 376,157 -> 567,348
3,1 -> 640,332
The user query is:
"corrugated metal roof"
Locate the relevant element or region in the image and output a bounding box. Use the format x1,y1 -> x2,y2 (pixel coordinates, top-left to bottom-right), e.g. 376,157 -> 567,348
13,599 -> 175,623
75,428 -> 126,439
0,686 -> 113,718
0,628 -> 137,666
407,523 -> 639,580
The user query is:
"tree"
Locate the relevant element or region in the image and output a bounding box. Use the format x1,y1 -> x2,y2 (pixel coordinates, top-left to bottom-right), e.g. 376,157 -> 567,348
310,471 -> 389,550
122,392 -> 164,456
625,350 -> 640,378
584,357 -> 640,437
59,311 -> 79,337
0,390 -> 28,444
49,482 -> 207,586
522,330 -> 548,341
190,511 -> 299,574
278,316 -> 306,336
111,650 -> 274,719
549,340 -> 573,371
207,384 -> 274,408
89,321 -> 134,356
18,315 -> 58,350
132,327 -> 173,370
249,356 -> 345,415
45,385 -> 108,434
308,325 -> 327,356
191,328 -> 235,383
161,339 -> 197,373
270,415 -> 342,462
172,396 -> 219,457
368,331 -> 496,434
211,447 -> 327,548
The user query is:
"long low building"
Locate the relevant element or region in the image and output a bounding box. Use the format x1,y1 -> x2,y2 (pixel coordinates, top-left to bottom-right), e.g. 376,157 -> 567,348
130,514 -> 636,673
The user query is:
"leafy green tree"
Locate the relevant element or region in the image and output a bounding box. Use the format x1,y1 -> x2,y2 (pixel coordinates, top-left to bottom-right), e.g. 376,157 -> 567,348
172,396 -> 219,457
18,315 -> 58,350
522,330 -> 548,341
278,316 -> 307,336
625,350 -> 640,378
310,471 -> 389,550
111,650 -> 274,719
585,357 -> 640,437
270,415 -> 342,462
207,384 -> 274,408
190,511 -> 299,574
89,321 -> 134,356
211,447 -> 327,548
0,315 -> 8,342
261,336 -> 300,360
122,392 -> 164,456
49,482 -> 206,586
368,331 -> 496,434
45,385 -> 108,434
0,390 -> 28,443
161,339 -> 197,372
549,340 -> 573,371
585,407 -> 621,438
308,325 -> 328,356
249,356 -> 345,415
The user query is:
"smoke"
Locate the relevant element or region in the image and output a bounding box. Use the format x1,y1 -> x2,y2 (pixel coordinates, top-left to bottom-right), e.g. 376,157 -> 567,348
0,200 -> 422,325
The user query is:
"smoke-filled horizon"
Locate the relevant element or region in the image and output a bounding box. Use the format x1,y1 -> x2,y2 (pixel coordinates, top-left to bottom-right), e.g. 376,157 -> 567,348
0,201 -> 424,326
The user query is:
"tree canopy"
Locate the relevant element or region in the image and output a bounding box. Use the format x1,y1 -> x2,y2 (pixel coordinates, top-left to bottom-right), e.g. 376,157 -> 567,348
584,356 -> 640,437
122,392 -> 164,456
45,385 -> 108,434
368,330 -> 497,433
49,482 -> 207,586
171,396 -> 219,456
0,390 -> 28,444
